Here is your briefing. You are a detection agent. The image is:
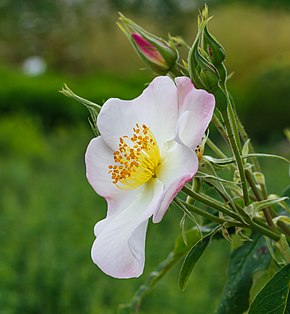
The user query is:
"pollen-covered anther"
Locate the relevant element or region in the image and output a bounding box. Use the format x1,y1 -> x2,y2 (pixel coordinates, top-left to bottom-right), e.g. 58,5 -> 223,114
108,123 -> 160,189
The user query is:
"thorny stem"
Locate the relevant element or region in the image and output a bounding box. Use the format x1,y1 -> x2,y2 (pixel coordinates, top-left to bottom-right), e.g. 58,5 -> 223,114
204,181 -> 238,213
182,185 -> 281,241
234,109 -> 262,173
206,138 -> 227,159
223,102 -> 250,207
175,198 -> 224,224
212,113 -> 229,145
176,198 -> 245,228
211,98 -> 250,208
245,169 -> 274,228
182,185 -> 244,222
245,170 -> 290,237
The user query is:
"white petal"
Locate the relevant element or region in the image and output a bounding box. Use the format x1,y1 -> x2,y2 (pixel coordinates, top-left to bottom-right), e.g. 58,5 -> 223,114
175,77 -> 215,149
97,76 -> 179,153
91,179 -> 164,278
85,136 -> 117,197
85,136 -> 138,219
153,141 -> 198,223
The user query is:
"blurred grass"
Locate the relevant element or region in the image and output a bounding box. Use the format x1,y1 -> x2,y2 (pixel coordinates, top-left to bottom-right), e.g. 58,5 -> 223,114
0,115 -> 231,314
0,113 -> 288,313
1,4 -> 290,142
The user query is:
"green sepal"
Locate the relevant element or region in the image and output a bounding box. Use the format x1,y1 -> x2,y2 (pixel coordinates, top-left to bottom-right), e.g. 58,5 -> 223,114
204,24 -> 226,66
60,84 -> 101,136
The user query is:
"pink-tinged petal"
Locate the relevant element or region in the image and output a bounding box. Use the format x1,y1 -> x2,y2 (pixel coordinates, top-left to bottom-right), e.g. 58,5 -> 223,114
132,33 -> 166,67
153,141 -> 198,223
91,179 -> 164,278
175,84 -> 215,149
97,76 -> 178,154
175,76 -> 195,113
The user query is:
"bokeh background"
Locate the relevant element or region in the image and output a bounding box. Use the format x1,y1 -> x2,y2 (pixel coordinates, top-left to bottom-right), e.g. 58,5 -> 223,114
1,0 -> 289,313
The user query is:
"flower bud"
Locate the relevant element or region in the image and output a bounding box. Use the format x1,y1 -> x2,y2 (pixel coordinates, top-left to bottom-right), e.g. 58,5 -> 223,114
188,44 -> 219,91
204,25 -> 225,66
118,14 -> 178,74
187,6 -> 220,91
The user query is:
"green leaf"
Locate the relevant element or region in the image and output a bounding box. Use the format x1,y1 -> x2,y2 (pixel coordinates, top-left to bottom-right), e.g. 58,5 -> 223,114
249,263 -> 290,314
178,231 -> 212,290
60,84 -> 101,136
216,234 -> 272,314
249,262 -> 277,303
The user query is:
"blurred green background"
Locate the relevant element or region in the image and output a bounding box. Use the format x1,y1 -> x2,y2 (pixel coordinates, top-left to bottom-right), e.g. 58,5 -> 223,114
0,0 -> 289,313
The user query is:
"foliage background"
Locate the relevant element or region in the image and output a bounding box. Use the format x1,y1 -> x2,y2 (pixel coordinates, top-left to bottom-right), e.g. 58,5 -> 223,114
0,0 -> 289,313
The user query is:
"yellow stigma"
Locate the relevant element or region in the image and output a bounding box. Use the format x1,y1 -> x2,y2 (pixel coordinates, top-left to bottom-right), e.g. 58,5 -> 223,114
108,123 -> 160,190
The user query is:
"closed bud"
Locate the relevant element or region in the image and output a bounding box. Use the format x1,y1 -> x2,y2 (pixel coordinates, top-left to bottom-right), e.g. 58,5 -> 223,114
204,25 -> 225,66
188,44 -> 219,91
117,14 -> 178,74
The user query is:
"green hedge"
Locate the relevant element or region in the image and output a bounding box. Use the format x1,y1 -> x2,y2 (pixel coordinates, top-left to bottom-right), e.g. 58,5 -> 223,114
0,64 -> 289,143
0,65 -> 149,127
233,62 -> 290,142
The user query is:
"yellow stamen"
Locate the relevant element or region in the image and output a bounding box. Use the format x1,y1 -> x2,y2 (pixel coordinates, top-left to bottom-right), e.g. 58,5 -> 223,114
108,123 -> 160,190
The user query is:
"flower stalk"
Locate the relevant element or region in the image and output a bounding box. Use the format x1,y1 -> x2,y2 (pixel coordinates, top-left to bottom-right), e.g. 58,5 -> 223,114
181,185 -> 281,241
182,185 -> 244,223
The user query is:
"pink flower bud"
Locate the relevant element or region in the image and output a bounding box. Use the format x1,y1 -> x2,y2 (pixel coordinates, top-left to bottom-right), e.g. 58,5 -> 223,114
118,14 -> 178,74
131,33 -> 167,69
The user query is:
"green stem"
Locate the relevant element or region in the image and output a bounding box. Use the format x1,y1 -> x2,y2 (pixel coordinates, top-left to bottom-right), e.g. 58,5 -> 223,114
206,138 -> 227,159
173,199 -> 200,225
245,169 -> 275,228
182,186 -> 281,241
212,113 -> 229,145
250,219 -> 280,241
169,63 -> 183,77
204,181 -> 238,213
182,186 -> 243,222
178,199 -> 245,228
233,104 -> 273,205
234,109 -> 262,173
213,77 -> 250,207
185,178 -> 201,205
222,109 -> 250,207
277,221 -> 290,238
175,198 -> 224,224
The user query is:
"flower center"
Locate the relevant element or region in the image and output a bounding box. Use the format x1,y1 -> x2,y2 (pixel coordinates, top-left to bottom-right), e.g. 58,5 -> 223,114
108,123 -> 160,190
